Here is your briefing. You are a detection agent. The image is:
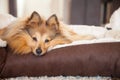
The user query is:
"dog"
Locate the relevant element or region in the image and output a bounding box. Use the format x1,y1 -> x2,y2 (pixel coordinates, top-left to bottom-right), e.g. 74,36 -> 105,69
0,11 -> 45,55
36,14 -> 96,56
0,11 -> 95,56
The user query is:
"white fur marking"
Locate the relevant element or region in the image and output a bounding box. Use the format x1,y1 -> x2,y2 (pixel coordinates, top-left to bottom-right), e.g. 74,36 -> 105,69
0,39 -> 7,47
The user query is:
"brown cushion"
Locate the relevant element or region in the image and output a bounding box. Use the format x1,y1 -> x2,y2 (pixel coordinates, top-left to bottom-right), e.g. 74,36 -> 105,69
0,42 -> 120,78
0,48 -> 7,74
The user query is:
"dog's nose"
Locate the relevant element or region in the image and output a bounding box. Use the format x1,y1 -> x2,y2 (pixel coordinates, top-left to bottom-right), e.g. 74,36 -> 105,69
36,48 -> 42,55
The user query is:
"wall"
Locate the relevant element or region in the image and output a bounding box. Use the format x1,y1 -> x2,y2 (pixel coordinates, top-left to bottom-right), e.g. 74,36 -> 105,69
16,0 -> 71,24
0,0 -> 9,13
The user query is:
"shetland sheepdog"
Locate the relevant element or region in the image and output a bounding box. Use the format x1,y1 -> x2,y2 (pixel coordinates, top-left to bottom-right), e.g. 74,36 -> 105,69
0,11 -> 95,56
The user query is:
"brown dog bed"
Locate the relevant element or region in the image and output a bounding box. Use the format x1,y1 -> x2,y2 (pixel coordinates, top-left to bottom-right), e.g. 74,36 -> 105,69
0,42 -> 120,78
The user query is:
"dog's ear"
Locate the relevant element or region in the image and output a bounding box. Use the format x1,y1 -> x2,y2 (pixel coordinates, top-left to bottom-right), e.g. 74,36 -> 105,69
27,11 -> 42,26
46,14 -> 59,32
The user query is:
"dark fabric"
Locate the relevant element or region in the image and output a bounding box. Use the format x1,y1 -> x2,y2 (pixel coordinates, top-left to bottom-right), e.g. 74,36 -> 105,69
112,0 -> 120,14
0,48 -> 7,74
0,42 -> 120,78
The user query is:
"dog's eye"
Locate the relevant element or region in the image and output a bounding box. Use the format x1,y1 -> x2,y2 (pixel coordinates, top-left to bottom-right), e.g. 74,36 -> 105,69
33,37 -> 37,41
45,39 -> 50,43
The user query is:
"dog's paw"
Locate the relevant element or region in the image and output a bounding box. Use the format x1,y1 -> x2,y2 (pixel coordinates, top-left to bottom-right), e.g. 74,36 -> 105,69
0,39 -> 7,47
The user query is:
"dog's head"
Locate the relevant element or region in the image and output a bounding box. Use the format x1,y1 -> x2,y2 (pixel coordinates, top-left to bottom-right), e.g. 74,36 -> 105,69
23,12 -> 60,56
32,14 -> 60,56
23,11 -> 45,55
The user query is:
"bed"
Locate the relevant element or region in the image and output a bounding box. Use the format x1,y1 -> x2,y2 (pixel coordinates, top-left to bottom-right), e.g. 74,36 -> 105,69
0,11 -> 120,78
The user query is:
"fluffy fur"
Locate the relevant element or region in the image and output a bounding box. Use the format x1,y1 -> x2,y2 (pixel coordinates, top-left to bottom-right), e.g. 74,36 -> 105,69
0,12 -> 95,56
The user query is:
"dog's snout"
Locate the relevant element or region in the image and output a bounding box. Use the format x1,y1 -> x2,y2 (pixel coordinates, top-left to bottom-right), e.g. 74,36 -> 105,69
36,48 -> 42,55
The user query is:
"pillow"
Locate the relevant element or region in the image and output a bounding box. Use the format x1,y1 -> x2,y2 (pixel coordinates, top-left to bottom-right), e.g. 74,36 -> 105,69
0,42 -> 120,78
105,7 -> 120,30
0,48 -> 7,73
0,13 -> 16,29
104,7 -> 120,39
